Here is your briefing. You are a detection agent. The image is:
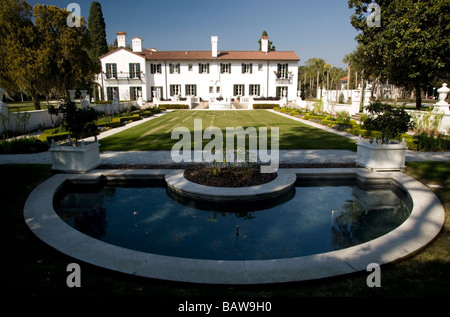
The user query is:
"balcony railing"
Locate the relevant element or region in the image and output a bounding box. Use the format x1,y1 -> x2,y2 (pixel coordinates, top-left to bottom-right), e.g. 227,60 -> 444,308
105,72 -> 144,83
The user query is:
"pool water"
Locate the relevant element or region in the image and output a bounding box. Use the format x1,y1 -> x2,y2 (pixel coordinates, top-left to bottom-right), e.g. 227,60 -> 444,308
55,179 -> 411,260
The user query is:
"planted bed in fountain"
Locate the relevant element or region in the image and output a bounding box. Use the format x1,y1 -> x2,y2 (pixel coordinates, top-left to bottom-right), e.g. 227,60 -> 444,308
24,168 -> 445,284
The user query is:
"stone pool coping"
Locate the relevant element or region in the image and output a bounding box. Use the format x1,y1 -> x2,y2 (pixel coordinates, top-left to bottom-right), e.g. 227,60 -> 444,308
24,168 -> 445,284
165,169 -> 296,202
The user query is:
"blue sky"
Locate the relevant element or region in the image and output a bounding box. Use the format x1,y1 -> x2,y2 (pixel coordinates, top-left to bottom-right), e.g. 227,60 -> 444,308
27,0 -> 359,69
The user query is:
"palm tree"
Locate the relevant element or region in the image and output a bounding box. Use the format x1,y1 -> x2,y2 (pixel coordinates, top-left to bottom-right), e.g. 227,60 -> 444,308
343,53 -> 353,101
305,58 -> 326,99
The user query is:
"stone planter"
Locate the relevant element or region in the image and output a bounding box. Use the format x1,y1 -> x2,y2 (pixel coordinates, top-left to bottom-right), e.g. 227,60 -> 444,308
50,138 -> 100,173
356,137 -> 407,171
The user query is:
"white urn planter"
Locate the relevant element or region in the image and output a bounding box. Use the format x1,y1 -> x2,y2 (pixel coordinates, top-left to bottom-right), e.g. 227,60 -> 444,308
50,138 -> 101,173
356,136 -> 407,171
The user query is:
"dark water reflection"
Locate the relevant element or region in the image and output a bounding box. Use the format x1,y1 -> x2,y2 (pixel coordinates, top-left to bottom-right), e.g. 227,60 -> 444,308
55,179 -> 411,260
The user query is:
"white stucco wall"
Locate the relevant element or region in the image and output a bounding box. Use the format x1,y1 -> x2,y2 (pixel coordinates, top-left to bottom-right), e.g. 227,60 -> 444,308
99,49 -> 147,101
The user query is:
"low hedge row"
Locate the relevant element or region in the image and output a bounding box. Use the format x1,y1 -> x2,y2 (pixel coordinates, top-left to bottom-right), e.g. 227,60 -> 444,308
276,107 -> 439,151
158,104 -> 189,110
252,104 -> 280,109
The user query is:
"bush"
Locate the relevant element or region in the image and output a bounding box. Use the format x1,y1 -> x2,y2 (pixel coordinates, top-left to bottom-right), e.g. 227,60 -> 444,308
0,138 -> 49,154
158,104 -> 189,110
252,104 -> 280,109
119,114 -> 141,123
363,101 -> 414,143
97,117 -> 123,129
48,101 -> 100,145
414,133 -> 450,151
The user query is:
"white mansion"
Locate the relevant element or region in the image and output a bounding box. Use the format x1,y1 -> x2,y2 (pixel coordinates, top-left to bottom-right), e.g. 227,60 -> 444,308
96,32 -> 300,105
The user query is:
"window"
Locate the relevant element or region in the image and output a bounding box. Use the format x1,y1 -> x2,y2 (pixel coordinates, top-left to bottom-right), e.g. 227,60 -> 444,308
199,63 -> 210,74
234,84 -> 245,96
242,63 -> 252,74
277,63 -> 288,79
106,87 -> 118,100
169,63 -> 180,74
208,86 -> 221,94
151,86 -> 163,100
258,64 -> 263,71
129,63 -> 140,78
249,84 -> 260,96
150,63 -> 161,74
106,63 -> 117,79
276,86 -> 288,99
188,64 -> 193,71
185,84 -> 197,96
170,85 -> 182,96
220,63 -> 231,74
130,87 -> 142,100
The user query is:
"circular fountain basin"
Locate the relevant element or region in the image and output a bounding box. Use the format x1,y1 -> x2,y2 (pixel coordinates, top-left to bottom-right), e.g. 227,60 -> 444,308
24,168 -> 445,284
165,169 -> 295,202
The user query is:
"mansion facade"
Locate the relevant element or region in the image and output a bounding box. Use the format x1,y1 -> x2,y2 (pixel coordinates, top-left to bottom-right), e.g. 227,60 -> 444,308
96,32 -> 300,104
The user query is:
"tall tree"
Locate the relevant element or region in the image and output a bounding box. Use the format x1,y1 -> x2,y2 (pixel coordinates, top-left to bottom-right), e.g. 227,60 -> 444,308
0,0 -> 40,106
1,2 -> 97,109
33,4 -> 96,100
88,1 -> 108,73
305,58 -> 326,97
348,0 -> 450,109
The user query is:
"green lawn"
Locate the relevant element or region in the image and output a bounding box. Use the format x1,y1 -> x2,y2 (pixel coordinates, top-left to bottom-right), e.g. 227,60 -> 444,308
1,162 -> 449,298
99,110 -> 357,152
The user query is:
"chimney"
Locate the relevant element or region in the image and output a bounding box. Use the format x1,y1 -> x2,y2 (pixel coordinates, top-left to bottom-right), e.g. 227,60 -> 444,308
132,37 -> 143,52
117,31 -> 127,48
261,35 -> 269,53
211,36 -> 218,58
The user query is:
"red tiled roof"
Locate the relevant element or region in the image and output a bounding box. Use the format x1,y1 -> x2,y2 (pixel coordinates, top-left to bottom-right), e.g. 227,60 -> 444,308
99,47 -> 299,61
141,50 -> 300,61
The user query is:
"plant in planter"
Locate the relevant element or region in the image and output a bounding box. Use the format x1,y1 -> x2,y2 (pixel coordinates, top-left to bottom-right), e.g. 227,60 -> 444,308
357,101 -> 415,171
363,101 -> 414,144
48,100 -> 101,173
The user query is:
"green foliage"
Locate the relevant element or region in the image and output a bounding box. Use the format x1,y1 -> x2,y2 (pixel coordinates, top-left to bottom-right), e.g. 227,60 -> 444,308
0,137 -> 49,154
158,104 -> 189,110
258,30 -> 275,51
252,104 -> 280,109
348,0 -> 450,109
414,133 -> 450,152
88,1 -> 108,73
363,101 -> 414,143
48,101 -> 99,145
0,2 -> 97,108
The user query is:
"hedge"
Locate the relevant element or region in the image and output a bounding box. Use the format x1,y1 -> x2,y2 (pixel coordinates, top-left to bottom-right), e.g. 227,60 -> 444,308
158,104 -> 189,110
252,104 -> 280,109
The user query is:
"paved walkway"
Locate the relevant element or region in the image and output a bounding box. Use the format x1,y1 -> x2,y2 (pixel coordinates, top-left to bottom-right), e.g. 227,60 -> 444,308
1,109 -> 449,166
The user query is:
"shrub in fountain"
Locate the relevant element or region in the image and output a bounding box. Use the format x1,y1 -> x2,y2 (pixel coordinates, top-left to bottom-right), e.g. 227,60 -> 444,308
48,100 -> 101,173
357,101 -> 414,171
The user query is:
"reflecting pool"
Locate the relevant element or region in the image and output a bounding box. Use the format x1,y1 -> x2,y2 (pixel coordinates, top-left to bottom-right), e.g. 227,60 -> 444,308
55,179 -> 411,260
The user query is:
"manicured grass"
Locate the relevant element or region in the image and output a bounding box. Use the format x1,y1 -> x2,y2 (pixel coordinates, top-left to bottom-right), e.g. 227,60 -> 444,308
99,110 -> 357,151
1,162 -> 449,298
6,102 -> 45,112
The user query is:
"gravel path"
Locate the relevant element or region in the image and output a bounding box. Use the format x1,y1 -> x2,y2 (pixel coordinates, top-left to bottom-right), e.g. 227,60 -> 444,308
0,149 -> 448,166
